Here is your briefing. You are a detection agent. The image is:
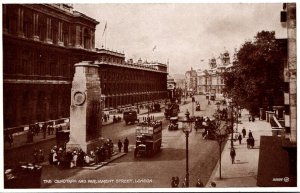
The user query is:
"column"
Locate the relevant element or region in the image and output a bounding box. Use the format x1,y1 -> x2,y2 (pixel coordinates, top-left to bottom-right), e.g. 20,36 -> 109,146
32,12 -> 39,41
68,24 -> 72,47
91,29 -> 95,50
81,26 -> 85,48
17,7 -> 24,37
46,17 -> 52,44
57,21 -> 63,46
75,25 -> 82,48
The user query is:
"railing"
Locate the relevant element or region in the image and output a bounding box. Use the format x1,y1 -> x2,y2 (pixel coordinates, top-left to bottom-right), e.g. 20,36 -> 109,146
4,118 -> 70,136
270,116 -> 284,136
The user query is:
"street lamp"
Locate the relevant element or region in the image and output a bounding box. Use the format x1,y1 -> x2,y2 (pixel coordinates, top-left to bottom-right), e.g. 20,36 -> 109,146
191,96 -> 195,117
234,106 -> 238,133
178,109 -> 193,187
229,101 -> 236,148
215,126 -> 227,179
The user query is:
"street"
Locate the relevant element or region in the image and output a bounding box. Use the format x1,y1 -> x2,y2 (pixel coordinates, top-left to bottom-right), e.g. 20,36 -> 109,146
39,95 -> 225,188
4,95 -> 225,188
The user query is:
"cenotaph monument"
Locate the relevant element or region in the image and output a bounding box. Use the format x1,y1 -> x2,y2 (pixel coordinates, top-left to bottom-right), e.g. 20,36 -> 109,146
67,61 -> 102,153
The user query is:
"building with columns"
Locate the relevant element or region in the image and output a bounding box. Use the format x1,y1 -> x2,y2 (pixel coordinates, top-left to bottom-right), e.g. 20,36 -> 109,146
3,4 -> 168,130
99,58 -> 168,111
197,50 -> 233,96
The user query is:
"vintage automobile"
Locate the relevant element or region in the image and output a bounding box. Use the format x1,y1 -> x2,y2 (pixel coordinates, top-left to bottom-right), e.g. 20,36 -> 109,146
194,116 -> 204,131
123,110 -> 138,125
152,103 -> 161,112
168,117 -> 179,130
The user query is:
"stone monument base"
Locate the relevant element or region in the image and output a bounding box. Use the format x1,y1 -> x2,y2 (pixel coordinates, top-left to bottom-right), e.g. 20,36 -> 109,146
66,137 -> 105,153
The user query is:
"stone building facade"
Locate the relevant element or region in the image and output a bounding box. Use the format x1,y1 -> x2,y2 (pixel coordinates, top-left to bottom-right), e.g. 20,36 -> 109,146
184,67 -> 197,95
100,59 -> 168,111
197,51 -> 233,95
280,2 -> 297,180
3,4 -> 167,129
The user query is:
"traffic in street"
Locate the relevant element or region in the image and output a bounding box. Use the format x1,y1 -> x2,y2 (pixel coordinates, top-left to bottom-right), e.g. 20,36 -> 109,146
40,95 -> 226,188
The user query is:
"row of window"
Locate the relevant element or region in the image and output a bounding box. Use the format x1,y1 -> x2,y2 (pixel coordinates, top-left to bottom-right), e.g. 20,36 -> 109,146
4,5 -> 95,49
102,82 -> 165,95
4,45 -> 74,78
4,87 -> 70,127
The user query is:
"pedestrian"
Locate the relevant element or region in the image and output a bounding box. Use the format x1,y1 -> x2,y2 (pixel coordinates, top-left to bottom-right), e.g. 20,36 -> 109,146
238,133 -> 242,144
49,149 -> 54,165
42,123 -> 47,139
124,137 -> 129,153
242,127 -> 246,138
196,178 -> 204,187
246,138 -> 250,149
33,148 -> 39,163
248,130 -> 253,138
249,114 -> 251,122
230,147 -> 236,164
208,100 -> 211,105
72,151 -> 78,168
175,176 -> 179,187
8,133 -> 13,147
252,137 -> 255,148
38,149 -> 45,163
51,125 -> 54,135
95,147 -> 100,164
34,124 -> 39,136
171,177 -> 177,188
47,125 -> 51,135
118,139 -> 123,152
182,177 -> 187,187
210,181 -> 216,187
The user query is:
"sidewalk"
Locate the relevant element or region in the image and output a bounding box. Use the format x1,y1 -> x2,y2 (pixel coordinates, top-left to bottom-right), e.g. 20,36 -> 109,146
4,105 -> 164,151
206,110 -> 273,187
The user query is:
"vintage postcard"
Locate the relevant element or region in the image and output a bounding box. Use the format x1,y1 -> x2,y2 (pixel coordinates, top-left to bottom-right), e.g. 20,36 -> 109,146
2,1 -> 297,192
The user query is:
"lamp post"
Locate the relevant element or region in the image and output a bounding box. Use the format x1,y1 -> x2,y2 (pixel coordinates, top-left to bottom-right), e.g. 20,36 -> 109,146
179,109 -> 193,187
236,106 -> 240,132
229,101 -> 236,148
216,126 -> 227,179
191,96 -> 195,117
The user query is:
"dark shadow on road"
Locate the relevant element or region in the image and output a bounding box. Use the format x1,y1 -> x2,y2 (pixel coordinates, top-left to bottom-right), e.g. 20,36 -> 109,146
216,175 -> 257,180
114,148 -> 186,163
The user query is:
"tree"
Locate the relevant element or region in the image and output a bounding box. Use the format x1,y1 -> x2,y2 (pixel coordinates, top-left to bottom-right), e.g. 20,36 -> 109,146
223,31 -> 284,115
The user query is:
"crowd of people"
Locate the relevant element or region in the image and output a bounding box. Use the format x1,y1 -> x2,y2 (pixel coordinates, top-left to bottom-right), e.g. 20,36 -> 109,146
46,137 -> 130,169
171,176 -> 206,188
27,123 -> 64,143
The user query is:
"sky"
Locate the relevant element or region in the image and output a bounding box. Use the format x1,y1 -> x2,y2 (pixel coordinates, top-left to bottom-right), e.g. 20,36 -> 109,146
73,3 -> 287,75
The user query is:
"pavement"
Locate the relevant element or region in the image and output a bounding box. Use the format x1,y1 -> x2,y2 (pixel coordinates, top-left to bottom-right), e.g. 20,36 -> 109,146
206,108 -> 273,188
4,106 -> 158,151
82,152 -> 127,170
